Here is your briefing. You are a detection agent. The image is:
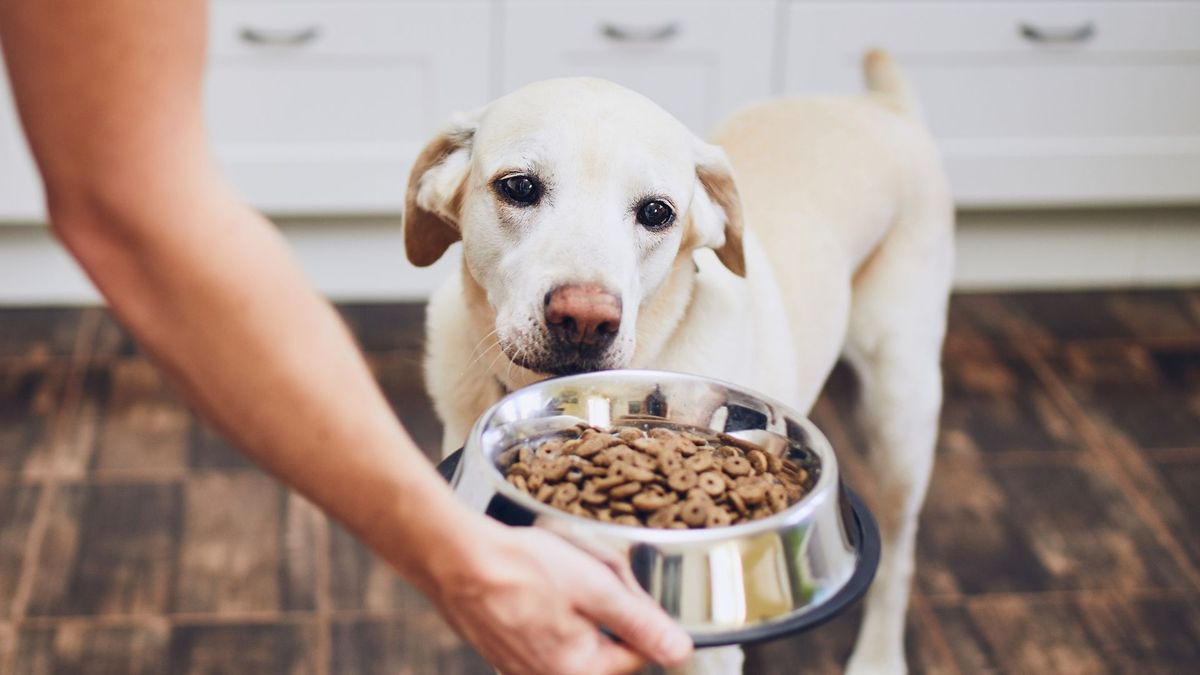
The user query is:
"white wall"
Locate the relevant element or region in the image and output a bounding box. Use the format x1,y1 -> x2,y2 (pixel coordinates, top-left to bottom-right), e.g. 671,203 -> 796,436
0,209 -> 1196,306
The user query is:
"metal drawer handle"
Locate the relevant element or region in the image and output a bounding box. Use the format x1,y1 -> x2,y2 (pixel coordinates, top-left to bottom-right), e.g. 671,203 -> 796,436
238,25 -> 321,46
1019,21 -> 1095,44
600,22 -> 680,43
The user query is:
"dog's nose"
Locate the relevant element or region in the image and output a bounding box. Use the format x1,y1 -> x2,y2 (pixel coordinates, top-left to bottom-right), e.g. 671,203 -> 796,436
544,284 -> 622,347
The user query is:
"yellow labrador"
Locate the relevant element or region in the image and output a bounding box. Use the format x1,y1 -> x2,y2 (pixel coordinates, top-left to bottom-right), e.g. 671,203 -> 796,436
404,50 -> 953,675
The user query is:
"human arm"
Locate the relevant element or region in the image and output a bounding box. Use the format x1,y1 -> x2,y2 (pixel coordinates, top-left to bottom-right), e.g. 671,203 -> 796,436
0,1 -> 691,672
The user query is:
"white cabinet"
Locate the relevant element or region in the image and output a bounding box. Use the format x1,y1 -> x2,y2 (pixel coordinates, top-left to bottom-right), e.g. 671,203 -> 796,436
0,51 -> 43,222
206,1 -> 492,214
3,0 -> 1199,220
783,1 -> 1200,207
500,0 -> 777,136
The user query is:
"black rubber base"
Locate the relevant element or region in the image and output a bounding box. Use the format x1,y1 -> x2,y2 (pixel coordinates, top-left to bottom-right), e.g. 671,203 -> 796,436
436,448 -> 880,646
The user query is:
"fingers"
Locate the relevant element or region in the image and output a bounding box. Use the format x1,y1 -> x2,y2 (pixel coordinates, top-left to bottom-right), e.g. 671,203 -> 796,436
591,641 -> 649,675
575,567 -> 693,668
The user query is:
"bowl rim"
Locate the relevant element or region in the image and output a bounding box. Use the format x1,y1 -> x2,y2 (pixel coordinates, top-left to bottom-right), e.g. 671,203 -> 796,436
464,368 -> 843,545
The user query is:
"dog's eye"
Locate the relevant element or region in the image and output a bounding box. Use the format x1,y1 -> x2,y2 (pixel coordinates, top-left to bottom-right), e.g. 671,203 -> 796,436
637,199 -> 674,230
497,174 -> 541,205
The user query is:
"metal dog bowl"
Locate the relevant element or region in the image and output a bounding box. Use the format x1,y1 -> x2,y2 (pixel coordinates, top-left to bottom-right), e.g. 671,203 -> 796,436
436,370 -> 879,646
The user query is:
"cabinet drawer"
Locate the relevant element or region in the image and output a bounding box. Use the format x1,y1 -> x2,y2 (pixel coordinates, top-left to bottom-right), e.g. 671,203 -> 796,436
784,1 -> 1200,206
502,0 -> 776,135
206,1 -> 491,214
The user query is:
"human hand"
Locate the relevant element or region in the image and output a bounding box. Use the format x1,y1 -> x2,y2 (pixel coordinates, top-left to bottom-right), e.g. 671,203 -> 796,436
427,518 -> 694,675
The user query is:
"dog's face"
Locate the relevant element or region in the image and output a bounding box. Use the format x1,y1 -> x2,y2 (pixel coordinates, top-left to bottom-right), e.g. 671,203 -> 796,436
404,79 -> 744,376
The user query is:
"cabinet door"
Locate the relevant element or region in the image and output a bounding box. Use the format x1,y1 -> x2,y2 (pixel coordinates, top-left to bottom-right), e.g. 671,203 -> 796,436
501,0 -> 776,136
784,1 -> 1200,207
207,1 -> 492,214
0,50 -> 45,222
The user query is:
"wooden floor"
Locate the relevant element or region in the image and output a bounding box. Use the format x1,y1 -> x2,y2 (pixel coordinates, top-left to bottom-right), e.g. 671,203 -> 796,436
1,290 -> 1198,674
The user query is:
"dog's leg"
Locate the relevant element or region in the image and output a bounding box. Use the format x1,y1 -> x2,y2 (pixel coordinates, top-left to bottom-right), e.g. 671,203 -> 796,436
842,228 -> 951,675
667,646 -> 744,675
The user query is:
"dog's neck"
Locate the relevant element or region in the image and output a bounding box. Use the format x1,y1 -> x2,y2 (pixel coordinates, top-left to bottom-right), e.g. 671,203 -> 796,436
459,252 -> 700,391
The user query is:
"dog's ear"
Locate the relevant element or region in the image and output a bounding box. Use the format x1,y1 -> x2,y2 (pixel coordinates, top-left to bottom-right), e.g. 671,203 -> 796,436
404,113 -> 479,267
690,139 -> 746,277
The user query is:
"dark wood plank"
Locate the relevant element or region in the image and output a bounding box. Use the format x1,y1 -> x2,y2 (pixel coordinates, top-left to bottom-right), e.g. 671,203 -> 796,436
27,482 -> 180,616
947,293 -> 1056,350
941,349 -> 1082,456
172,472 -> 318,613
1047,343 -> 1200,451
742,602 -> 956,675
1005,291 -> 1139,342
936,595 -> 1200,675
1147,458 -> 1200,575
187,423 -> 255,470
330,618 -> 490,675
368,352 -> 443,460
0,362 -> 69,475
918,455 -> 1192,597
89,311 -> 140,360
336,303 -> 427,354
80,360 -> 191,473
1105,290 -> 1200,342
0,308 -> 83,360
328,521 -> 426,613
0,485 -> 40,616
168,623 -> 317,675
13,621 -> 168,675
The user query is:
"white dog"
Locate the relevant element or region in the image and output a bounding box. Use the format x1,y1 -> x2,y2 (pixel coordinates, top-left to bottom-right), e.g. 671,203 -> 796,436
404,50 -> 953,675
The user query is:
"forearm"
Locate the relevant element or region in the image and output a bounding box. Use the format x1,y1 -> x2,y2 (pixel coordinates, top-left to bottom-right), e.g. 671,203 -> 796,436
0,0 -> 481,594
58,182 -> 477,591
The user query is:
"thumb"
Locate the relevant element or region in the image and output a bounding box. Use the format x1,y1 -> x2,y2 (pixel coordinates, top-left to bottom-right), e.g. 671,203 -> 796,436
576,569 -> 693,667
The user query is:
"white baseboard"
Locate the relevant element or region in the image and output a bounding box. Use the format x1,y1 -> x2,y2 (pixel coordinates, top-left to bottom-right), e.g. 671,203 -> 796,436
0,208 -> 1196,306
953,207 -> 1200,290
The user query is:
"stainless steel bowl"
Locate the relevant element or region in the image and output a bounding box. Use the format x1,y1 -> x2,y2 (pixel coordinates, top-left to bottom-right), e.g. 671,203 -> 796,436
439,369 -> 878,646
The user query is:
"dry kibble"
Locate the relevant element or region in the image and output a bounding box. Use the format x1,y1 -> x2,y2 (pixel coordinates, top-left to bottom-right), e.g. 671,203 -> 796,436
647,504 -> 681,528
610,482 -> 643,499
610,501 -> 636,515
706,508 -> 733,528
722,456 -> 752,477
658,453 -> 685,475
667,469 -> 698,492
728,490 -> 749,517
501,422 -> 813,528
632,491 -> 672,512
748,449 -> 769,474
551,483 -> 579,509
736,481 -> 767,505
617,427 -> 644,443
681,499 -> 709,527
527,473 -> 544,491
648,427 -> 676,441
508,474 -> 528,493
685,452 -> 714,473
698,471 -> 726,496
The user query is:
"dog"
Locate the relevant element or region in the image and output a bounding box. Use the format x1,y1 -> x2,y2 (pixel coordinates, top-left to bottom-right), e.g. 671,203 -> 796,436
403,50 -> 953,675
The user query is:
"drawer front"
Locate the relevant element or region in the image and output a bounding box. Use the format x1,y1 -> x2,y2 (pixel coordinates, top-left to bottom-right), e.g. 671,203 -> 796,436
502,0 -> 776,136
206,1 -> 491,213
784,1 -> 1200,206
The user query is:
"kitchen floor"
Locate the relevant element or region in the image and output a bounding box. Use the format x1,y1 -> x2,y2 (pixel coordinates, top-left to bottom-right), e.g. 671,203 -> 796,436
1,290 -> 1198,675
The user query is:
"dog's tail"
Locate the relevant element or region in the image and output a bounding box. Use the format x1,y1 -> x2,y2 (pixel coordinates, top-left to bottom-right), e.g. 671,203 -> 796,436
863,48 -> 920,118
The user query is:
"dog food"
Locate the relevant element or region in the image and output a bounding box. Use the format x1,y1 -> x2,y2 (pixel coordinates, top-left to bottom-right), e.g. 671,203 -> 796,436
498,423 -> 814,528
